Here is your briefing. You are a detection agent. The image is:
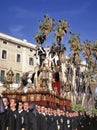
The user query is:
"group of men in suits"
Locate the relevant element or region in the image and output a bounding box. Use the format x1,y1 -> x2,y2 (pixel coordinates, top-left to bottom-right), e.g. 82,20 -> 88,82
0,96 -> 37,130
36,105 -> 97,130
0,96 -> 97,130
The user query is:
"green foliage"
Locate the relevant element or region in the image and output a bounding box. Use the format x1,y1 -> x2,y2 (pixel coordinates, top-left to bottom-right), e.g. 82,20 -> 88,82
68,32 -> 82,52
54,19 -> 69,42
2,76 -> 7,88
93,40 -> 97,49
34,31 -> 46,44
71,104 -> 86,111
35,14 -> 55,43
92,108 -> 97,114
39,14 -> 55,34
92,40 -> 97,60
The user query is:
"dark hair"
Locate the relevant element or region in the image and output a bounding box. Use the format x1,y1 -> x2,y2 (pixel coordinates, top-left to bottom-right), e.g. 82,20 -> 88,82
2,96 -> 10,108
2,96 -> 10,103
10,98 -> 19,110
18,100 -> 23,104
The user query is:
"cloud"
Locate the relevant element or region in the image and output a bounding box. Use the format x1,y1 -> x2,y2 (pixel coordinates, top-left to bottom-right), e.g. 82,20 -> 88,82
9,25 -> 24,38
9,7 -> 34,19
15,8 -> 32,18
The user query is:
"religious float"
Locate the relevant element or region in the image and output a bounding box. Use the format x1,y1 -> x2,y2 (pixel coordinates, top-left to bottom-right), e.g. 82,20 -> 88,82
2,15 -> 72,110
2,68 -> 71,110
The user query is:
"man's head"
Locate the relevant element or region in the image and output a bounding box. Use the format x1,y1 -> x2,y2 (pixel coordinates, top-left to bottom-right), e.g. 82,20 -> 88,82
23,101 -> 30,111
2,96 -> 9,107
10,98 -> 18,110
18,100 -> 23,111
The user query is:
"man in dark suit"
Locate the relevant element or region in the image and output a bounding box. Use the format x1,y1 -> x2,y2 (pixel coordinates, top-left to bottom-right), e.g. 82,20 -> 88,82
23,101 -> 30,130
36,105 -> 42,130
0,96 -> 5,130
0,96 -> 9,130
23,101 -> 38,130
55,108 -> 64,130
7,98 -> 19,130
29,107 -> 37,130
64,111 -> 72,130
71,111 -> 78,130
17,100 -> 25,130
77,111 -> 86,130
39,106 -> 48,130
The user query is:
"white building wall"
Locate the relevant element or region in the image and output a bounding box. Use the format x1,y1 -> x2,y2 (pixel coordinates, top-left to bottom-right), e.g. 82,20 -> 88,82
0,32 -> 36,83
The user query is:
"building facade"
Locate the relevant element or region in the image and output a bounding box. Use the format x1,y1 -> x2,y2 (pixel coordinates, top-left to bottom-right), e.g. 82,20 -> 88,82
0,32 -> 36,84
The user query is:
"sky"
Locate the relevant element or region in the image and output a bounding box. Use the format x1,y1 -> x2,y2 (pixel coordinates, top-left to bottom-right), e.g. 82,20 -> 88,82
0,0 -> 97,54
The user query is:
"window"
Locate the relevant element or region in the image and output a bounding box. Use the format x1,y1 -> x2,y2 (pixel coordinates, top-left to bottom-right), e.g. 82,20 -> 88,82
16,73 -> 20,83
17,45 -> 21,48
16,54 -> 21,62
2,50 -> 7,59
0,70 -> 5,82
30,49 -> 32,52
3,41 -> 7,44
29,57 -> 33,65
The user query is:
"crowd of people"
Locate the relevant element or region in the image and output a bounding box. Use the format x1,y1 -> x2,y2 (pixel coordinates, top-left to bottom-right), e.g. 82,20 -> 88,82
0,96 -> 97,130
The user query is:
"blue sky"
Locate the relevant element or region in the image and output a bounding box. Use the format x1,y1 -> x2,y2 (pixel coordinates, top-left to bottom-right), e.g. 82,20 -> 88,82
0,0 -> 97,53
